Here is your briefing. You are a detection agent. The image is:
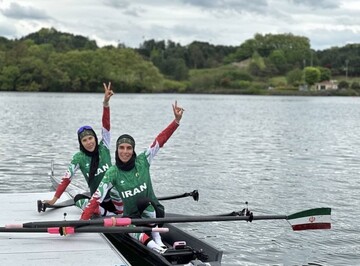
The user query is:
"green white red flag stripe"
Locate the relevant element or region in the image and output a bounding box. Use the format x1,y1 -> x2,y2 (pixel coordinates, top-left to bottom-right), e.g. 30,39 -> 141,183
287,207 -> 331,231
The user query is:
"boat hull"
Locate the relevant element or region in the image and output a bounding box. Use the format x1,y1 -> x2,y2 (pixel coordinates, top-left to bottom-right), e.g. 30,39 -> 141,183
50,171 -> 223,265
106,222 -> 222,266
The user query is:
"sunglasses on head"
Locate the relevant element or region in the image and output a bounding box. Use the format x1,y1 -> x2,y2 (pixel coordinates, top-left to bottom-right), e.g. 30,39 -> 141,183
77,125 -> 93,134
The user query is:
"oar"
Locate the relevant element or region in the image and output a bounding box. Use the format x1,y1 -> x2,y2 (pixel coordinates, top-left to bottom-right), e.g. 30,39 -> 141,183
108,207 -> 331,231
0,225 -> 169,235
158,190 -> 199,201
11,208 -> 331,231
38,190 -> 200,212
37,199 -> 76,213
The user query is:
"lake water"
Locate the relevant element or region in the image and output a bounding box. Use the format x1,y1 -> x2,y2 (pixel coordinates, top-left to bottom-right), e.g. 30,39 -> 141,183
0,92 -> 359,266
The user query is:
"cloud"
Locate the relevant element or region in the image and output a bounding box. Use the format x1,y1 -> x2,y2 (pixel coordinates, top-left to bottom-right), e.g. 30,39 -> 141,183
0,2 -> 50,20
102,0 -> 130,9
0,0 -> 359,50
290,0 -> 339,9
181,0 -> 268,14
101,0 -> 146,17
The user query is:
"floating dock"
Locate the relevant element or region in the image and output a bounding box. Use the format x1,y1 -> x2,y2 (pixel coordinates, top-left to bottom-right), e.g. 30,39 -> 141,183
0,191 -> 131,266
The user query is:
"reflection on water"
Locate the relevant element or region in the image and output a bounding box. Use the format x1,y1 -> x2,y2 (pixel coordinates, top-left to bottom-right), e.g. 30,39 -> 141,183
1,92 -> 360,265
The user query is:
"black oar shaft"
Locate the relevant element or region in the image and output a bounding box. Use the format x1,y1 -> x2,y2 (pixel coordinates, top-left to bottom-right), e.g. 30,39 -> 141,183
158,193 -> 189,200
125,215 -> 288,225
22,220 -> 98,228
0,226 -> 167,234
0,227 -> 49,233
38,190 -> 199,212
19,214 -> 288,229
159,190 -> 199,201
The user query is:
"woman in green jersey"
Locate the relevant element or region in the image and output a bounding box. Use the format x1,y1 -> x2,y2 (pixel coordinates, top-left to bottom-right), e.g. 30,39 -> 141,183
44,82 -> 123,216
81,101 -> 184,253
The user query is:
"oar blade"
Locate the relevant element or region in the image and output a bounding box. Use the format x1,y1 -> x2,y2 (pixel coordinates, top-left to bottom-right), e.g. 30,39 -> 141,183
287,207 -> 331,231
157,190 -> 200,201
191,190 -> 199,201
37,200 -> 46,213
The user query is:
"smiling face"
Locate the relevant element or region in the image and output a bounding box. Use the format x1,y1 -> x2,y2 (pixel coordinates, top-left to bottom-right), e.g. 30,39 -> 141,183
117,143 -> 134,163
81,135 -> 96,152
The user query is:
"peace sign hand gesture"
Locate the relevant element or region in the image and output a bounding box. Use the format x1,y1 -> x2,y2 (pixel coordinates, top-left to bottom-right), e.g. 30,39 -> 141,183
103,82 -> 114,106
172,100 -> 184,123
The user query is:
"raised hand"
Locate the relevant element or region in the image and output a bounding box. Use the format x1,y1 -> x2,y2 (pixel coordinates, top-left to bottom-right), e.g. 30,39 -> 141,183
172,100 -> 184,123
103,82 -> 114,105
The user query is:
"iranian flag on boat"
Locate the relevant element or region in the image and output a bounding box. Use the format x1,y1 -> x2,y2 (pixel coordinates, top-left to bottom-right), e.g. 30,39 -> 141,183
287,207 -> 331,231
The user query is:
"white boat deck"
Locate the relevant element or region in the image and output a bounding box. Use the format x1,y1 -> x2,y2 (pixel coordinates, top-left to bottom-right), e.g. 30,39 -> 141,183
0,191 -> 131,266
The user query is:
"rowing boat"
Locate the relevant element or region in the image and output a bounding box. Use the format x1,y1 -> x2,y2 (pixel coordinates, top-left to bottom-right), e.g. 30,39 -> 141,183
48,165 -> 223,266
39,162 -> 331,265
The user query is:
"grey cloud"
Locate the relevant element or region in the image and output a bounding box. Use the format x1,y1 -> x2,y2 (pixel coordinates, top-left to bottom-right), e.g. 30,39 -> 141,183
102,0 -> 143,17
0,2 -> 50,19
123,9 -> 141,17
181,0 -> 268,14
290,0 -> 339,9
181,0 -> 220,8
102,0 -> 130,9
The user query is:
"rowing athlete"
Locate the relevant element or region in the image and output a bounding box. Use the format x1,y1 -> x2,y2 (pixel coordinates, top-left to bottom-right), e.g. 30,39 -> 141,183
81,101 -> 184,253
43,82 -> 123,216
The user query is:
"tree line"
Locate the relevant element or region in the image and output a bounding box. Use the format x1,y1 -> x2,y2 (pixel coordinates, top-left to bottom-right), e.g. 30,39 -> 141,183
0,27 -> 359,94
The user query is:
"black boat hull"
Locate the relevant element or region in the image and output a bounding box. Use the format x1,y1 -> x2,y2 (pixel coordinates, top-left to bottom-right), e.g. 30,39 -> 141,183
50,169 -> 222,265
106,221 -> 222,266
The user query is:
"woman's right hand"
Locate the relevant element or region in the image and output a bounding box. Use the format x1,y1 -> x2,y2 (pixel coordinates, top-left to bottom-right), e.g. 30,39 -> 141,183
172,100 -> 184,123
44,196 -> 58,205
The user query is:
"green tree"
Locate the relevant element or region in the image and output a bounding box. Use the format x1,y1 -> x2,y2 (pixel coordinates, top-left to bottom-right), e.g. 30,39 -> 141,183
318,67 -> 331,82
0,50 -> 5,70
0,36 -> 11,51
188,43 -> 205,69
351,81 -> 360,90
22,27 -> 98,52
248,52 -> 266,77
338,80 -> 349,89
286,68 -> 303,86
269,49 -> 288,74
171,58 -> 189,80
304,67 -> 320,85
16,57 -> 47,91
225,33 -> 311,69
99,48 -> 164,92
228,39 -> 257,62
0,65 -> 20,90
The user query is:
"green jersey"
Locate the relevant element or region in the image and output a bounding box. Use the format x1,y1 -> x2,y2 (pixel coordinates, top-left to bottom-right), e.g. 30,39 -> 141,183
81,119 -> 179,220
54,106 -> 112,198
102,153 -> 162,217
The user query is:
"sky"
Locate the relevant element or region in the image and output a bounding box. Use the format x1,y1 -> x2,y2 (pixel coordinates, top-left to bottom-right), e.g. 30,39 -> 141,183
0,0 -> 360,51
